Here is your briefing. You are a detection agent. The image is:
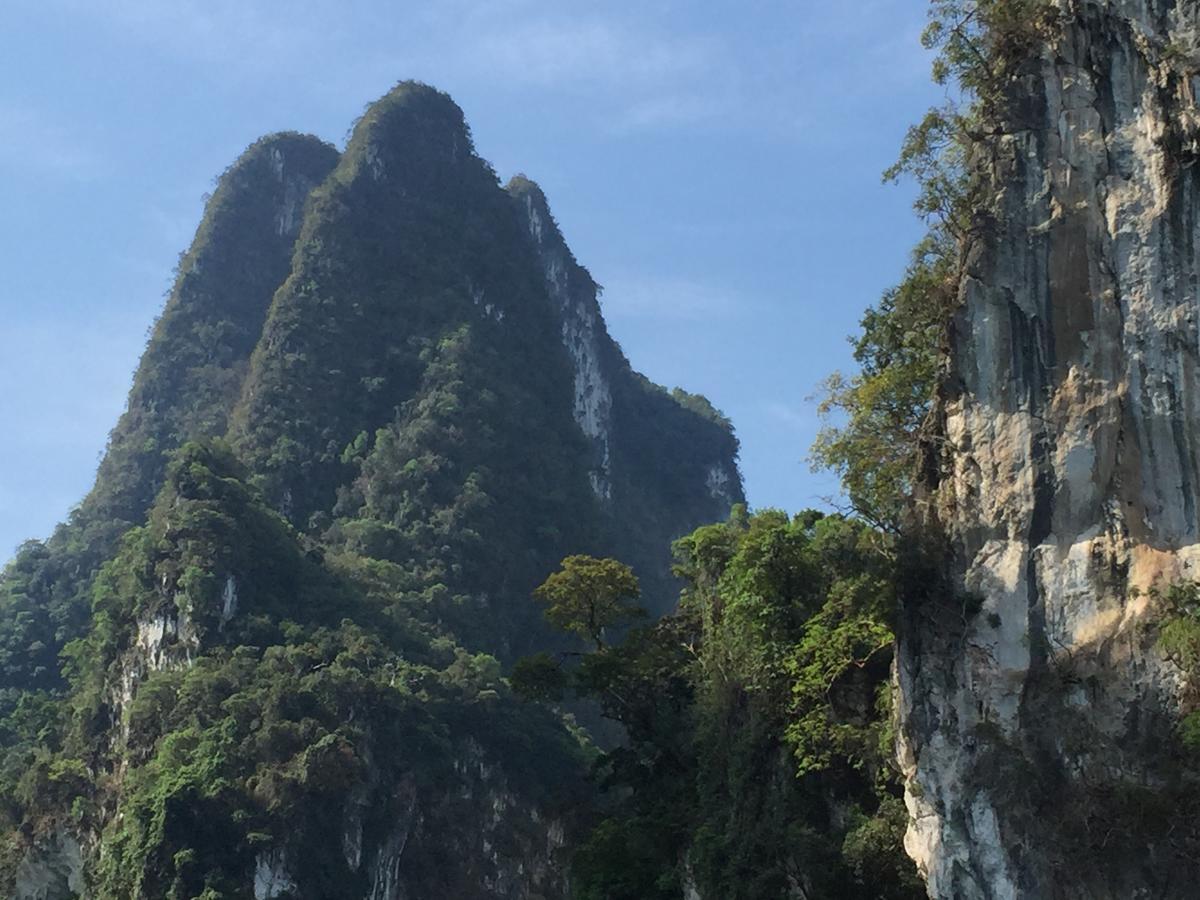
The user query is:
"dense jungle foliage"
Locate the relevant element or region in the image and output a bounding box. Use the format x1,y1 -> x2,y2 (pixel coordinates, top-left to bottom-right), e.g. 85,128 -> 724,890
516,511 -> 923,899
0,443 -> 590,896
574,3 -> 1069,895
0,134 -> 340,699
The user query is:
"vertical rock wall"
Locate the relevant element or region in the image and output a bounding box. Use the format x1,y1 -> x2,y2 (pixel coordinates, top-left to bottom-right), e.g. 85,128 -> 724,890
509,177 -> 615,500
899,1 -> 1200,896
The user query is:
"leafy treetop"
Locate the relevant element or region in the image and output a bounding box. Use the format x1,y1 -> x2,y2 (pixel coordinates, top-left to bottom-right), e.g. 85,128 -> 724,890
534,555 -> 645,651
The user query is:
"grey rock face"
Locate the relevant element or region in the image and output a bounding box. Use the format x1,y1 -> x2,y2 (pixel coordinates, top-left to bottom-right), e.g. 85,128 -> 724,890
898,2 -> 1200,897
13,829 -> 84,900
510,178 -> 614,501
258,742 -> 569,900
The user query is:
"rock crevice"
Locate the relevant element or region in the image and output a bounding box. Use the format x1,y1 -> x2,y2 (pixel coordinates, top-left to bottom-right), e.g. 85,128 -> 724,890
900,2 -> 1200,896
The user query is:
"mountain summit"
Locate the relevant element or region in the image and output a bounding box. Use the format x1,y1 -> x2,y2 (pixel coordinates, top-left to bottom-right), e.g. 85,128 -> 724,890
0,81 -> 740,899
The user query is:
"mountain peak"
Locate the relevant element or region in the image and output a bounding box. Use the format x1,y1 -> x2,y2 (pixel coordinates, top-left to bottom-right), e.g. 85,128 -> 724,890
340,81 -> 480,191
506,174 -> 568,256
81,131 -> 338,530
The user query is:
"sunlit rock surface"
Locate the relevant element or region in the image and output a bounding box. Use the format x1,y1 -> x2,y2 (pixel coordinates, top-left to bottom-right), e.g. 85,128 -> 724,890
899,1 -> 1200,896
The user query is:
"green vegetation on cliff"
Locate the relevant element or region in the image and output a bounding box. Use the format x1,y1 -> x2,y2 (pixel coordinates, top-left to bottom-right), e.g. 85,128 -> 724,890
517,510 -> 922,899
93,133 -> 340,530
813,0 -> 1059,531
0,134 -> 339,700
1,443 -> 589,897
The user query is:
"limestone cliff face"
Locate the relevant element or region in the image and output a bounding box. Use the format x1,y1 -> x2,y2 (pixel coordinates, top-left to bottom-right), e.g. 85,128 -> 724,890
508,176 -> 615,501
898,1 -> 1200,896
246,740 -> 572,900
506,176 -> 743,616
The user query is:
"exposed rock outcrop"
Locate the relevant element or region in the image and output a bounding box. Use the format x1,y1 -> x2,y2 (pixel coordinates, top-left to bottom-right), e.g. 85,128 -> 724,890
245,742 -> 571,900
509,176 -> 615,500
898,1 -> 1200,896
13,830 -> 84,900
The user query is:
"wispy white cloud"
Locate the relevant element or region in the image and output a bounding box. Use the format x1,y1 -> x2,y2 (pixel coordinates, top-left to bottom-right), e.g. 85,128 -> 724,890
36,0 -> 337,76
764,400 -> 816,432
32,0 -> 735,135
599,273 -> 749,322
389,10 -> 734,134
22,0 -> 933,142
0,104 -> 101,178
465,18 -> 715,89
607,92 -> 727,132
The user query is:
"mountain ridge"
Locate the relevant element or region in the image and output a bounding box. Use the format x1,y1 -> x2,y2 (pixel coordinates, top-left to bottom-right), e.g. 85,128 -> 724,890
0,80 -> 742,900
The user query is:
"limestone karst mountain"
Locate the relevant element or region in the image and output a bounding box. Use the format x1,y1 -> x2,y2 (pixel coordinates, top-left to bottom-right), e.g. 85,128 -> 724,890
0,82 -> 740,899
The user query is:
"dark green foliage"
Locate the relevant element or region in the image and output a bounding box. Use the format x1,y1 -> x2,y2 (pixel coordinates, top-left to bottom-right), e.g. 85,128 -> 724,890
231,84 -> 576,528
330,324 -> 602,658
675,509 -> 920,899
83,442 -> 352,670
1,442 -> 590,897
1156,581 -> 1200,752
534,556 -> 644,650
519,510 -> 921,899
88,628 -> 583,900
668,389 -> 732,429
605,372 -> 742,618
89,133 -> 339,531
571,817 -> 683,900
0,133 -> 338,698
922,1 -> 1060,103
510,653 -> 569,703
0,542 -> 93,693
223,84 -> 623,661
812,240 -> 956,531
218,83 -> 737,662
891,1 -> 1058,237
841,796 -> 915,887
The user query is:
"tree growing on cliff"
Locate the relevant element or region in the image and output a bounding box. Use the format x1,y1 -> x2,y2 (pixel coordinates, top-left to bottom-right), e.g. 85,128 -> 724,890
533,555 -> 644,651
811,238 -> 955,532
514,514 -> 922,899
813,0 -> 1059,530
511,555 -> 649,706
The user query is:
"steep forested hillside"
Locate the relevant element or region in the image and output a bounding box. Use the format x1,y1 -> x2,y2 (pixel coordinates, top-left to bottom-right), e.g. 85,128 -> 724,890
0,82 -> 740,899
0,135 -> 339,699
514,509 -> 922,900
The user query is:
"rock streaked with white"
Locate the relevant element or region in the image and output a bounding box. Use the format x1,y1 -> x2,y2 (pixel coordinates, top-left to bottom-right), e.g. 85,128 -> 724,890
900,2 -> 1200,896
254,849 -> 296,900
511,181 -> 614,501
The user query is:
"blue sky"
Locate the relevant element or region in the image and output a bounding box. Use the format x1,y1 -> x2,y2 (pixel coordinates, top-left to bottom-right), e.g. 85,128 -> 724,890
0,0 -> 943,563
